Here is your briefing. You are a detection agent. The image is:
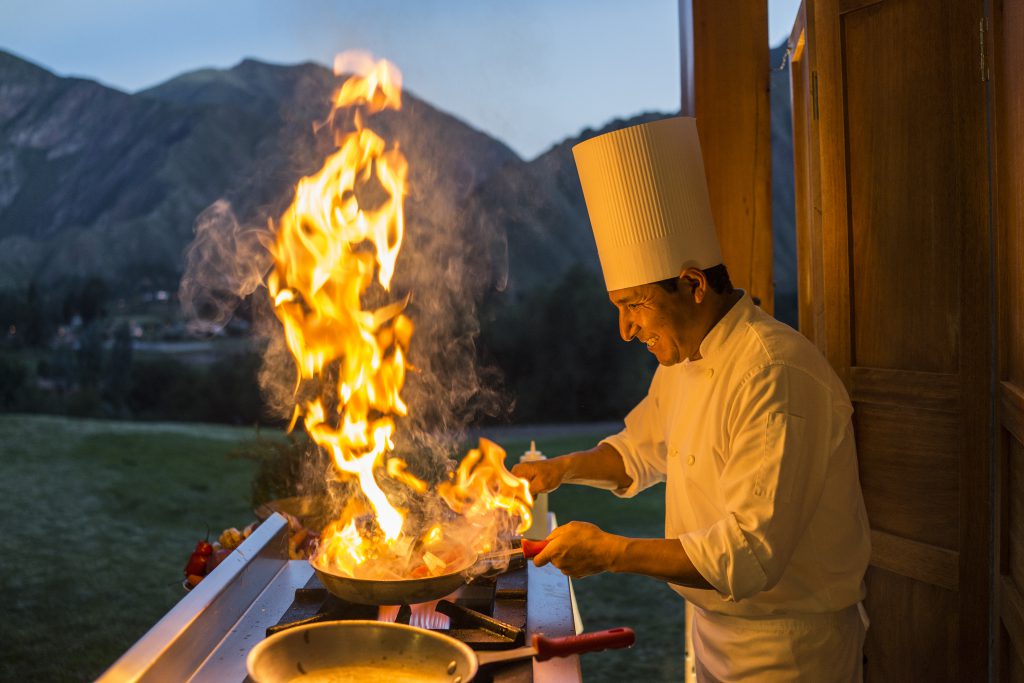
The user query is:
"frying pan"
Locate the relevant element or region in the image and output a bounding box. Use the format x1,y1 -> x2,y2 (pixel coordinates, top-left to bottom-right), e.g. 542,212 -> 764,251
310,539 -> 549,605
246,620 -> 636,683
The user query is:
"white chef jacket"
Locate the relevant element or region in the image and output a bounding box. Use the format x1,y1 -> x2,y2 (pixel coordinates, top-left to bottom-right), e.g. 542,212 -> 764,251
603,292 -> 871,618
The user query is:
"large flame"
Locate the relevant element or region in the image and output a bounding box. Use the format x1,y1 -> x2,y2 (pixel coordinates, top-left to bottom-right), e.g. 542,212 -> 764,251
267,52 -> 532,581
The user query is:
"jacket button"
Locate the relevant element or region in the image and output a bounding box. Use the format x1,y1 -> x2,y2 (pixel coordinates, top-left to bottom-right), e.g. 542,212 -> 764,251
687,454 -> 696,465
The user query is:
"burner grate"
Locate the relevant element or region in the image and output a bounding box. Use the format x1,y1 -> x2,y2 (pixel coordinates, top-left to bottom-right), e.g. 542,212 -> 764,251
267,565 -> 528,650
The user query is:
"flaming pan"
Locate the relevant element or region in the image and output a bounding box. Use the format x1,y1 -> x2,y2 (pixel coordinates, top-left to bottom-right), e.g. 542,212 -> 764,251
310,539 -> 548,605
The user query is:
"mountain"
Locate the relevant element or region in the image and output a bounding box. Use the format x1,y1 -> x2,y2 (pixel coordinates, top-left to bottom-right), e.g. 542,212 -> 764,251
0,51 -> 519,294
457,112 -> 674,299
0,48 -> 795,318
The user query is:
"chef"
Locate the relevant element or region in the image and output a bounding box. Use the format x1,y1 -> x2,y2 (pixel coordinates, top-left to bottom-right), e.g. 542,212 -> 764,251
511,117 -> 871,682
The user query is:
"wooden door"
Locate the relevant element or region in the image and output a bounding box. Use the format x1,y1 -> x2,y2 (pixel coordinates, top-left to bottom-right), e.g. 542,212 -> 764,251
991,0 -> 1024,679
791,0 -> 993,678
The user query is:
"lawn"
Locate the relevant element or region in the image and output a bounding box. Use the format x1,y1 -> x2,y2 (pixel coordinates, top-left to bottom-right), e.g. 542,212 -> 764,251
0,416 -> 682,682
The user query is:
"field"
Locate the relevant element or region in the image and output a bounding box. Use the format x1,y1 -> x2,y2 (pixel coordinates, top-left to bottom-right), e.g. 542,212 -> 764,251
0,415 -> 682,682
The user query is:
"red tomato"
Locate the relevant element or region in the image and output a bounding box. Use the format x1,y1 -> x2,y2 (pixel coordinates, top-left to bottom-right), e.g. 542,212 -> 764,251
194,540 -> 214,556
184,552 -> 208,577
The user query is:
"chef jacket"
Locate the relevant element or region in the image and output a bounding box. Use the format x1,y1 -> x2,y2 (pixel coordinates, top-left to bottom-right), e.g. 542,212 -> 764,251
603,291 -> 871,617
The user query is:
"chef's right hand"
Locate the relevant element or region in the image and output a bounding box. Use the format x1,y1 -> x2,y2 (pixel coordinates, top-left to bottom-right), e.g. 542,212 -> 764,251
512,457 -> 569,496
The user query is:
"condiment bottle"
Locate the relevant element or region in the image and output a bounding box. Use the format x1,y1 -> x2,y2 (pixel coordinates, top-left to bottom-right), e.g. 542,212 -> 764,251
520,440 -> 549,540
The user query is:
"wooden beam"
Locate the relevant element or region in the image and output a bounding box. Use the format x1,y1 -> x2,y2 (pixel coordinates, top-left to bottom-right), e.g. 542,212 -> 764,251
871,529 -> 959,591
680,0 -> 773,314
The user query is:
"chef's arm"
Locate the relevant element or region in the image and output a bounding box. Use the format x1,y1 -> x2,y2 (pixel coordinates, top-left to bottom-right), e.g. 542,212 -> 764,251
512,442 -> 632,495
611,537 -> 713,589
535,520 -> 713,589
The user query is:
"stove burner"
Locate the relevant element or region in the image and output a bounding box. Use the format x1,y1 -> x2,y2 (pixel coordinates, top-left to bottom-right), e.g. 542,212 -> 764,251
268,564 -> 528,650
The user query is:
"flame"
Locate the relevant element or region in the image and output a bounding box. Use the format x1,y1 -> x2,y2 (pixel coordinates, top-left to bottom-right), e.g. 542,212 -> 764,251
438,439 -> 533,541
267,52 -> 531,582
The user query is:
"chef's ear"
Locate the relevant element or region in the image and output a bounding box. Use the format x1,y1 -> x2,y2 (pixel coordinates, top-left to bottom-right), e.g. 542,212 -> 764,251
678,267 -> 707,303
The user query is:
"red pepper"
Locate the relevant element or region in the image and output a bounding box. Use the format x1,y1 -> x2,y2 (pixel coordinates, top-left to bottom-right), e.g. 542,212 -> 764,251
184,551 -> 208,576
194,540 -> 213,557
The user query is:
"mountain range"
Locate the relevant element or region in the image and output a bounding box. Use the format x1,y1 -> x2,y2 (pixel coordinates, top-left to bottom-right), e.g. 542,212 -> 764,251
0,47 -> 794,316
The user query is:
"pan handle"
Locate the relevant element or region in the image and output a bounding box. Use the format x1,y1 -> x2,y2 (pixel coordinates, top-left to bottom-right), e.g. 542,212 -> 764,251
533,627 -> 636,661
520,539 -> 549,559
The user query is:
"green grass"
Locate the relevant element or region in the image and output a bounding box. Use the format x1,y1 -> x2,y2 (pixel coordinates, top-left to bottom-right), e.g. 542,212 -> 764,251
0,418 -> 682,682
0,415 -> 261,682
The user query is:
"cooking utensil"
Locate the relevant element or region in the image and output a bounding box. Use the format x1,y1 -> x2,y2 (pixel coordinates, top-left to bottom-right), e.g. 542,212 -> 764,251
246,620 -> 635,683
311,539 -> 550,605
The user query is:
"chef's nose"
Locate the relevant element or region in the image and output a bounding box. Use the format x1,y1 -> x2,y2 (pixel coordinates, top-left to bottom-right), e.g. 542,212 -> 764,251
619,310 -> 637,342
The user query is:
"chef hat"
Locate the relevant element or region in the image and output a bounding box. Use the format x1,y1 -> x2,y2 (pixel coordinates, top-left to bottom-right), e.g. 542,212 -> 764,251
572,116 -> 722,291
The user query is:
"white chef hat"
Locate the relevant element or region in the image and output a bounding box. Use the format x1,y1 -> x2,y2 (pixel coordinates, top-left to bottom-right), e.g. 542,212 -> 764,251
572,116 -> 722,291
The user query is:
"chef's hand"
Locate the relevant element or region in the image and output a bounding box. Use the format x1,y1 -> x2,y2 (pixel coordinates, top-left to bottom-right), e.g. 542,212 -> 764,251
511,457 -> 569,496
532,521 -> 626,579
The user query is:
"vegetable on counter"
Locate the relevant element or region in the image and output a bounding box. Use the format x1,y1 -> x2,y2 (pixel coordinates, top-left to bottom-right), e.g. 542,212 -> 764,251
183,514 -> 319,590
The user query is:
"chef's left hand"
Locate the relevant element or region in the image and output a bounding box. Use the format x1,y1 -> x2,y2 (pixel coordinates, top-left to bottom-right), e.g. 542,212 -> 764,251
532,521 -> 625,578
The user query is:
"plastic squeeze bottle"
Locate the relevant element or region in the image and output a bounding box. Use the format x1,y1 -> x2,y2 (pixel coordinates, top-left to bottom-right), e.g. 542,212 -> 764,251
520,440 -> 549,540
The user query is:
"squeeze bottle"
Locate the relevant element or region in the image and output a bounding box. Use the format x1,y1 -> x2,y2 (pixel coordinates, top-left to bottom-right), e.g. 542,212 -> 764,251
520,440 -> 549,540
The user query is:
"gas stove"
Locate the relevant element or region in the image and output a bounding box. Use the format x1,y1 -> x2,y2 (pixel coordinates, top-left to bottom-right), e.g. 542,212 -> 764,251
97,513 -> 582,682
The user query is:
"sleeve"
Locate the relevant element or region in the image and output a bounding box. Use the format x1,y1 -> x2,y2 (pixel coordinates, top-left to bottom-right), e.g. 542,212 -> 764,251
600,369 -> 669,498
677,363 -> 834,601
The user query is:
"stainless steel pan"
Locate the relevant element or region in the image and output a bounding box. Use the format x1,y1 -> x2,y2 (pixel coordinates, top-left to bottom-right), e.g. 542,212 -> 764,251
310,539 -> 549,605
246,620 -> 635,683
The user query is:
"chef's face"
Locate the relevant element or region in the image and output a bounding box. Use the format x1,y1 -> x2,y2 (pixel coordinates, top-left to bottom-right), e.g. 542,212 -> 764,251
609,270 -> 707,366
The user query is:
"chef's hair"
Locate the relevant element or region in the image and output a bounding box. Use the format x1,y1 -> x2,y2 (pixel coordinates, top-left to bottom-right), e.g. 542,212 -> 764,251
654,264 -> 734,295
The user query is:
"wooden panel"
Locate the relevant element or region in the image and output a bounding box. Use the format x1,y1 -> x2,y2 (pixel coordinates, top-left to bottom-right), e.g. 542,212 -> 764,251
855,402 -> 959,549
839,0 -> 884,13
994,0 -> 1024,390
871,529 -> 958,590
1010,632 -> 1024,682
864,566 -> 959,681
1002,578 -> 1024,673
1005,382 -> 1024,449
850,366 -> 960,413
689,0 -> 773,313
841,0 -> 961,373
1010,438 -> 1024,592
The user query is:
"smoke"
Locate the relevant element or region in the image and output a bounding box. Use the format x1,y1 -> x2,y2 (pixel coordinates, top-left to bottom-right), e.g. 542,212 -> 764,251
177,61 -> 516,558
178,200 -> 273,336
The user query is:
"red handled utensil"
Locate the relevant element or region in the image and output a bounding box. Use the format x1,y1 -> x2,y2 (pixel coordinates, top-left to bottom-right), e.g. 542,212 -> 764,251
519,538 -> 549,559
477,538 -> 549,565
476,627 -> 637,667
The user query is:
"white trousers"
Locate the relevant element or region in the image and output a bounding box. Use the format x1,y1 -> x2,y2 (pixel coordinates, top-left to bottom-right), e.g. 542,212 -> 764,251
692,605 -> 866,682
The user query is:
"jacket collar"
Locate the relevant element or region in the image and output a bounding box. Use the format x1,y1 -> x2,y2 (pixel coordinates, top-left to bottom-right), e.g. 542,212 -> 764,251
687,290 -> 754,366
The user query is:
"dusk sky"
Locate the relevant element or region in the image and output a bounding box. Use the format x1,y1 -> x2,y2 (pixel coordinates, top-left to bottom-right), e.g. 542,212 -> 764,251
0,1 -> 800,159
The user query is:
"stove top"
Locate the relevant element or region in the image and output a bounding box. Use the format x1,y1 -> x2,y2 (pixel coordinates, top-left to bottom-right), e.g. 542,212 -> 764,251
267,565 -> 532,682
96,513 -> 582,683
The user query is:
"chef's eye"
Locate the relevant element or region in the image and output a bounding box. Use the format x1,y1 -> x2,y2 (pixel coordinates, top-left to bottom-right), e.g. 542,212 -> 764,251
626,303 -> 639,311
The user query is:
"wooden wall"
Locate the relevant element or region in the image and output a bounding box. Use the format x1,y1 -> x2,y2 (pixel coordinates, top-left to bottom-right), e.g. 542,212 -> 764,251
790,0 -> 993,678
992,0 -> 1024,678
680,0 -> 773,313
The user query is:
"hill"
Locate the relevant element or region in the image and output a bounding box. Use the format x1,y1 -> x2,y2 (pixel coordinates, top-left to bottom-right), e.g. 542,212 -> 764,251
0,51 -> 519,294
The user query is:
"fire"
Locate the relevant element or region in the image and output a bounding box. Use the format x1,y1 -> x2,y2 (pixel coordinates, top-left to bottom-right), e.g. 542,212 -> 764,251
267,52 -> 532,581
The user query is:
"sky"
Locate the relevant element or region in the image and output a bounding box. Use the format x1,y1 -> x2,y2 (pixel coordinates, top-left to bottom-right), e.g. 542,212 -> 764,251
0,0 -> 801,160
